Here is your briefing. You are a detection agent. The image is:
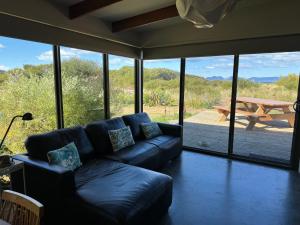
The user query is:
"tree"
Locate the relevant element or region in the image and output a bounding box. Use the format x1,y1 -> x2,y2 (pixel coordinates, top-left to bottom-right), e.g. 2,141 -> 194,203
0,58 -> 105,154
61,58 -> 105,126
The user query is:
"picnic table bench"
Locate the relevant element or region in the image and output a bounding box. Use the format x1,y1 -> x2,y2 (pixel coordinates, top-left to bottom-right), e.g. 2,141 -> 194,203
214,97 -> 295,130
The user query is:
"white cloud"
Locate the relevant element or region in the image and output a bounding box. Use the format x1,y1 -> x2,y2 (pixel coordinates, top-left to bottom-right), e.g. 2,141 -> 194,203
0,44 -> 4,48
37,47 -> 96,61
109,55 -> 134,67
240,52 -> 300,68
145,58 -> 178,63
0,65 -> 9,71
206,66 -> 215,69
37,50 -> 53,61
239,63 -> 252,68
205,62 -> 233,69
190,52 -> 300,71
187,56 -> 233,62
217,57 -> 231,62
199,52 -> 300,70
60,49 -> 78,59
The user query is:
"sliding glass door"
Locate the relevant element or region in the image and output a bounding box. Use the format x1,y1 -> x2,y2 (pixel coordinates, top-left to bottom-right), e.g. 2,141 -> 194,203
179,52 -> 300,167
183,56 -> 234,153
233,52 -> 300,164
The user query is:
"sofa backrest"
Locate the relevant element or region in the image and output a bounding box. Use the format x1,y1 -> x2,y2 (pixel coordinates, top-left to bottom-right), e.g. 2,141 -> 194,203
25,126 -> 95,162
85,117 -> 126,155
122,113 -> 151,141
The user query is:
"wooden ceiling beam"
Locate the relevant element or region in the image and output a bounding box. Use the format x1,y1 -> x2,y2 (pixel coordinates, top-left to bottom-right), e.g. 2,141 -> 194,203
112,5 -> 179,33
69,0 -> 123,19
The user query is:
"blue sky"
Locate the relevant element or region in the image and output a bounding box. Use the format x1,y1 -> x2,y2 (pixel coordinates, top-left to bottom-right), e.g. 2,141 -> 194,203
145,54 -> 300,78
0,36 -> 300,78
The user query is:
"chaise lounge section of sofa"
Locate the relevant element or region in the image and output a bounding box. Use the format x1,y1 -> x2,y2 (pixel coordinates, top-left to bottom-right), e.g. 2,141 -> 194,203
11,113 -> 182,225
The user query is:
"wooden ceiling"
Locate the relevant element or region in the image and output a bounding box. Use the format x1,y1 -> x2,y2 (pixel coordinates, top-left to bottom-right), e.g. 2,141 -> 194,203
69,0 -> 179,32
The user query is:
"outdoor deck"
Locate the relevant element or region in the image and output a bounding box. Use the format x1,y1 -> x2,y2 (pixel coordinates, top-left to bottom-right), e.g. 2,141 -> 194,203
183,110 -> 293,162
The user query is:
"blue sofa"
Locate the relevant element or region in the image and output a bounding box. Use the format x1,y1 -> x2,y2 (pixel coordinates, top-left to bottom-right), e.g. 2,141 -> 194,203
12,113 -> 182,225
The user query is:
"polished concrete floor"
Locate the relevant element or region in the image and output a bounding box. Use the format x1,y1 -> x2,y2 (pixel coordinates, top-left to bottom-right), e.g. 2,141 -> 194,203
158,151 -> 300,225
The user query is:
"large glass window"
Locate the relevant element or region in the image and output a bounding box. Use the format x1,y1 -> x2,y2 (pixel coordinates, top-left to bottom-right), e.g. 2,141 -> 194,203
109,55 -> 135,117
61,47 -> 104,127
184,56 -> 234,152
143,59 -> 180,123
233,52 -> 300,163
0,37 -> 56,154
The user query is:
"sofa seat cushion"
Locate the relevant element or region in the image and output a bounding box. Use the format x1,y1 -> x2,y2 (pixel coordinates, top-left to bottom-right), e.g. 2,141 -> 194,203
145,135 -> 182,164
122,113 -> 151,141
25,126 -> 95,162
107,142 -> 160,170
85,118 -> 126,155
72,159 -> 173,225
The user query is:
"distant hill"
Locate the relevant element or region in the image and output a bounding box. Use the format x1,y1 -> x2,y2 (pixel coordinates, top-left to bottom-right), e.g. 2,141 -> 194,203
145,69 -> 280,84
206,76 -> 225,81
206,76 -> 232,81
206,76 -> 280,83
248,77 -> 280,83
0,70 -> 5,74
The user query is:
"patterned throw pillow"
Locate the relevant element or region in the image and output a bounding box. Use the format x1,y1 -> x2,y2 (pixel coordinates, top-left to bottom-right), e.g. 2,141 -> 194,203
47,142 -> 82,171
108,126 -> 135,152
141,122 -> 162,139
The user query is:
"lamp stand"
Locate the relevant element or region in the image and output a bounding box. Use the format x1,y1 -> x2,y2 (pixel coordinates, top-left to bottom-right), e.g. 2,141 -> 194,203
0,115 -> 22,150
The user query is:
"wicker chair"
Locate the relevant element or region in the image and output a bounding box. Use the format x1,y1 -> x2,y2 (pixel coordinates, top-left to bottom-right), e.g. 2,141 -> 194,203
0,190 -> 44,225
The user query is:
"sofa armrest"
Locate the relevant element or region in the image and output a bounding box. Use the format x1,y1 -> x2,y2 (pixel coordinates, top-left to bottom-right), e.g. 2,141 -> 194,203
13,154 -> 73,175
157,123 -> 182,138
12,154 -> 75,204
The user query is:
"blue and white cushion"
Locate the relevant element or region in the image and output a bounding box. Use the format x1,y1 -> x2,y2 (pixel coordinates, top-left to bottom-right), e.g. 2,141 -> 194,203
141,122 -> 162,139
47,142 -> 82,171
108,126 -> 135,151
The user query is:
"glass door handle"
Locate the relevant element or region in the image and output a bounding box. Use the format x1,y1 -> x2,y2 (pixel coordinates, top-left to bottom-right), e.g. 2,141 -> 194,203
293,100 -> 300,112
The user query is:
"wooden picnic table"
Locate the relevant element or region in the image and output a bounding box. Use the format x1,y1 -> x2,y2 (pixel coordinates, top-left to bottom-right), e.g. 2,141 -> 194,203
214,97 -> 295,130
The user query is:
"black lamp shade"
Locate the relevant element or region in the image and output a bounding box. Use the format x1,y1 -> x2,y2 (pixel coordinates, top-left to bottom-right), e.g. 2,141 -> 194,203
0,112 -> 34,150
22,113 -> 33,121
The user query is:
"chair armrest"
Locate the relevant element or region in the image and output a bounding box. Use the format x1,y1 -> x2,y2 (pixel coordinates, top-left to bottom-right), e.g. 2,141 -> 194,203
157,123 -> 183,138
11,154 -> 75,205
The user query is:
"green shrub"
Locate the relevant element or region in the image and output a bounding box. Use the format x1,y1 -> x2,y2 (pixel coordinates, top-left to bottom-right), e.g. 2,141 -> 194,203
0,59 -> 298,154
277,74 -> 299,90
238,78 -> 258,89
